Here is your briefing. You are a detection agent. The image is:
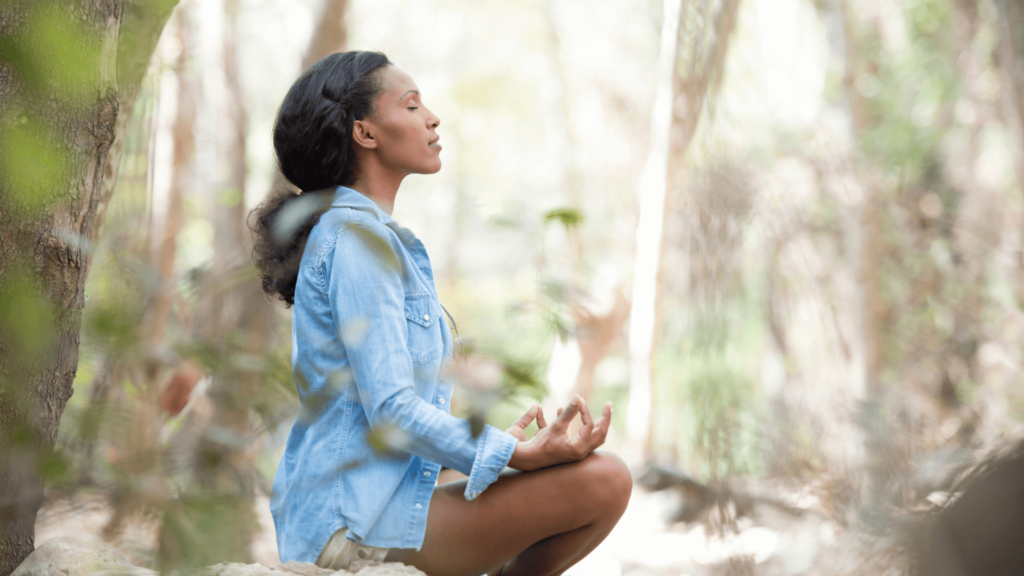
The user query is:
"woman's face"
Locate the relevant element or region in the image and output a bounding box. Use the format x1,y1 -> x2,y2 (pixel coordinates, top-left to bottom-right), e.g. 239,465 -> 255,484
359,65 -> 442,175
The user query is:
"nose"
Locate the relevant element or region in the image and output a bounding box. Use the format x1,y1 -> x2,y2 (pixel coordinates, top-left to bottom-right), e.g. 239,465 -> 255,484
426,108 -> 440,129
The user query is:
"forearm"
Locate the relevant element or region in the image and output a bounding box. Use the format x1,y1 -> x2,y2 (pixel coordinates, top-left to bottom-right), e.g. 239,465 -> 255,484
371,390 -> 478,473
367,388 -> 518,499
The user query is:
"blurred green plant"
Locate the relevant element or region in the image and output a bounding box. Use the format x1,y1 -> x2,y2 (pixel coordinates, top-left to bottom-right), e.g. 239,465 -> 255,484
655,306 -> 765,483
0,117 -> 72,217
543,207 -> 584,231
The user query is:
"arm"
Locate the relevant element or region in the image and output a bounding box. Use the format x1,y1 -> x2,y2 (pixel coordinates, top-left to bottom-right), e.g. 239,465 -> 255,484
327,224 -> 517,500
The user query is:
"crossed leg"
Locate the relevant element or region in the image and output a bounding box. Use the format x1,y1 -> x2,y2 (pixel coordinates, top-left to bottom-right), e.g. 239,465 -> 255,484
384,450 -> 632,576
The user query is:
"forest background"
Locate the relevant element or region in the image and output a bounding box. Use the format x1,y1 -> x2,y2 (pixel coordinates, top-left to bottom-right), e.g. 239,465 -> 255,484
3,0 -> 1024,574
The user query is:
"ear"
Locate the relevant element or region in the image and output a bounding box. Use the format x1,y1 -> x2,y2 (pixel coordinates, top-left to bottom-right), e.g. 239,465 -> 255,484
352,118 -> 378,150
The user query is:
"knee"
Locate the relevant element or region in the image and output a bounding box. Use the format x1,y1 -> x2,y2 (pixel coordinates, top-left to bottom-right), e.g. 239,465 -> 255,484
579,450 -> 633,516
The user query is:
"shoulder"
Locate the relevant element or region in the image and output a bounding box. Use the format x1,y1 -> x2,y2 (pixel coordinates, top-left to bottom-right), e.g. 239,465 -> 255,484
310,208 -> 400,268
314,218 -> 404,287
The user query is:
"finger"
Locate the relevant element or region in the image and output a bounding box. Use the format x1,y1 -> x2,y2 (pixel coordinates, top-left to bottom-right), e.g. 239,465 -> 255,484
556,396 -> 581,427
595,402 -> 613,439
511,405 -> 538,430
579,397 -> 593,427
556,407 -> 564,418
592,401 -> 611,429
536,406 -> 548,429
579,403 -> 607,447
577,396 -> 594,433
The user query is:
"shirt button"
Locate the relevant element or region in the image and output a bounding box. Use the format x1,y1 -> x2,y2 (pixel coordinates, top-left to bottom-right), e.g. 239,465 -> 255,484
471,491 -> 479,498
415,503 -> 423,509
423,313 -> 430,321
438,397 -> 445,404
423,470 -> 431,477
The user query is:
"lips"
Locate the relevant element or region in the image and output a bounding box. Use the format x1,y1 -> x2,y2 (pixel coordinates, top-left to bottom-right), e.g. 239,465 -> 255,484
428,136 -> 441,150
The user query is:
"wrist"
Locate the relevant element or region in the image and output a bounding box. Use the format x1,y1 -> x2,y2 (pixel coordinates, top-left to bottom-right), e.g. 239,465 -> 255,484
508,442 -> 539,471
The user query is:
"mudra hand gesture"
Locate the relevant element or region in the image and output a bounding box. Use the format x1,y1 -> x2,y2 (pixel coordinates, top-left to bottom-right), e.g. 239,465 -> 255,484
504,395 -> 613,471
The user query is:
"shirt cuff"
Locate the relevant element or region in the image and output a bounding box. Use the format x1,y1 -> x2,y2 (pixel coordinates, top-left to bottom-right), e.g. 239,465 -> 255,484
464,424 -> 518,501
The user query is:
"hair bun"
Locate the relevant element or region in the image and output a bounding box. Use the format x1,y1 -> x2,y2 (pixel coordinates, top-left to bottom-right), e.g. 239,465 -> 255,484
253,51 -> 391,307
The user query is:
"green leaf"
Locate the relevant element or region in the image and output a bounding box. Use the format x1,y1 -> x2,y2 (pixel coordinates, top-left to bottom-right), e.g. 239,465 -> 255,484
543,207 -> 584,229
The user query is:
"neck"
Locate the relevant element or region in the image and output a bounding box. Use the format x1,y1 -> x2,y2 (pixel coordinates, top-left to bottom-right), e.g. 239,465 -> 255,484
349,155 -> 406,216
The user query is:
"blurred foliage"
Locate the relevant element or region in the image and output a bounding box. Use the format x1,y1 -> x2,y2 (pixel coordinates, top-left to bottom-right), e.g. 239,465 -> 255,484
0,265 -> 56,361
9,0 -> 1024,568
543,206 -> 585,230
0,118 -> 71,216
159,492 -> 255,571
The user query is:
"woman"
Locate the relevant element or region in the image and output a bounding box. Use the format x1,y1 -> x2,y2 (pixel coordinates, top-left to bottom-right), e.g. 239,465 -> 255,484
251,51 -> 632,576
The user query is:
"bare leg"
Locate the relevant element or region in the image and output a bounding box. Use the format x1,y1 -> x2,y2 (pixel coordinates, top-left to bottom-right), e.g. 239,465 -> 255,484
384,450 -> 632,576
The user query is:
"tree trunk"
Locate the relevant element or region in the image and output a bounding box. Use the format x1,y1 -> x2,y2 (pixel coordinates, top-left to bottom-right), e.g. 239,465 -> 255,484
625,0 -> 685,452
149,5 -> 195,346
625,0 -> 741,454
92,0 -> 183,245
214,0 -> 248,261
0,1 -> 178,573
837,0 -> 892,515
993,0 -> 1024,303
166,0 -> 270,564
995,0 -> 1024,191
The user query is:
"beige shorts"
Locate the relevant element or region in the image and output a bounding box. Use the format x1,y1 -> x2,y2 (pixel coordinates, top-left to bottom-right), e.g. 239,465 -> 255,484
314,527 -> 393,571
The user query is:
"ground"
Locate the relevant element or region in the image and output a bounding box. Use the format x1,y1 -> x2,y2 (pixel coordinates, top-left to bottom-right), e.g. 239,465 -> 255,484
34,475 -> 906,576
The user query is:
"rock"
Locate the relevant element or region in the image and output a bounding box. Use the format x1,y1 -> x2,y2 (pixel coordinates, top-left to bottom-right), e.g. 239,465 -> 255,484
190,563 -> 281,576
12,534 -> 157,576
15,535 -> 428,576
347,561 -> 429,575
274,563 -> 337,575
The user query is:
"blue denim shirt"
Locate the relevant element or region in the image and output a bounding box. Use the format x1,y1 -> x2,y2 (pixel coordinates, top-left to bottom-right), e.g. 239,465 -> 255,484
270,186 -> 519,562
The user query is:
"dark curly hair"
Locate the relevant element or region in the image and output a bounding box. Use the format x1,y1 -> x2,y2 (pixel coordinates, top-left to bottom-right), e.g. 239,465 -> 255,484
249,51 -> 392,306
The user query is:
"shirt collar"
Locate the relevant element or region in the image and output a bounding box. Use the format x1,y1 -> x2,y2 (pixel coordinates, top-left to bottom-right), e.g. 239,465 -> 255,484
330,185 -> 395,225
330,185 -> 420,246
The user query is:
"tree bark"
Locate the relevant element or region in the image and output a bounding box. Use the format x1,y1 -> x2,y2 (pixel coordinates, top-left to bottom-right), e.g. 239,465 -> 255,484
0,1 -> 178,573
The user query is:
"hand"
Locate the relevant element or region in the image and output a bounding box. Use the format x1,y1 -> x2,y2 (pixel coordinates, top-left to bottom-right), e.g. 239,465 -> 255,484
504,404 -> 547,441
507,395 -> 612,472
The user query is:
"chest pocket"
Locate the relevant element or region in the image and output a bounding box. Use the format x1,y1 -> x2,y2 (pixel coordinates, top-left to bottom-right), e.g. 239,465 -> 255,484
404,293 -> 443,364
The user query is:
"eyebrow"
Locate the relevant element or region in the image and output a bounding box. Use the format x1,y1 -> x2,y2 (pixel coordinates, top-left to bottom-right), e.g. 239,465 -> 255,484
399,89 -> 420,101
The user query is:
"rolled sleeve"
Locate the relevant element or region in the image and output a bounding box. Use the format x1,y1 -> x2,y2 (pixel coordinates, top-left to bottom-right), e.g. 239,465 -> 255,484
465,424 -> 519,500
327,224 -> 516,498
